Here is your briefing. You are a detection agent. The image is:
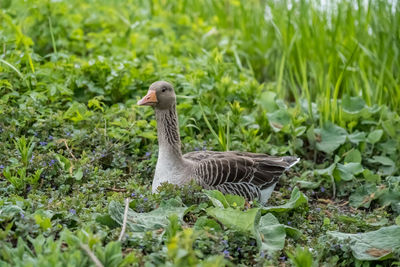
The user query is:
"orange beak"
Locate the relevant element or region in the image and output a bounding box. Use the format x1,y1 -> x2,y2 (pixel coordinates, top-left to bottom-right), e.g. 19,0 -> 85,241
137,90 -> 158,106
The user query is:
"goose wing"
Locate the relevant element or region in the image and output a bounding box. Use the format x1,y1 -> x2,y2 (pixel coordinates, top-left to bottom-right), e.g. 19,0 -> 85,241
188,151 -> 299,200
183,151 -> 224,161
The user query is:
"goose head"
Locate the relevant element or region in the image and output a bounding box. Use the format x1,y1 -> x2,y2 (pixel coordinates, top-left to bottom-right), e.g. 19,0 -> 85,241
137,81 -> 176,110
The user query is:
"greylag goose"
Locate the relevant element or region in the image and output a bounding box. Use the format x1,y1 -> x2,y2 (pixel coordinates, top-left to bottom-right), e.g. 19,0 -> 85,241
137,81 -> 299,203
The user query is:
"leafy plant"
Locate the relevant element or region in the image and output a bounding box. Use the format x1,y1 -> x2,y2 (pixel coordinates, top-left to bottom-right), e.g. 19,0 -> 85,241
0,0 -> 400,265
2,167 -> 43,192
287,246 -> 314,267
328,226 -> 400,261
14,136 -> 35,168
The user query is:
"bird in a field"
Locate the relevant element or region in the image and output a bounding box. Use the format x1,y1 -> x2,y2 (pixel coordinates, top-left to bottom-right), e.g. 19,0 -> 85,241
137,81 -> 299,203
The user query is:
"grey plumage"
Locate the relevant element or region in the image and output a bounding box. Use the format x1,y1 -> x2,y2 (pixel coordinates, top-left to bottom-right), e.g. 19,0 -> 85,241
138,81 -> 299,203
185,151 -> 299,201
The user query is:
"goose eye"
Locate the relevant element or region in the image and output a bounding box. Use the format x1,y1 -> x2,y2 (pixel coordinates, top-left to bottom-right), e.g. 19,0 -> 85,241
162,87 -> 167,92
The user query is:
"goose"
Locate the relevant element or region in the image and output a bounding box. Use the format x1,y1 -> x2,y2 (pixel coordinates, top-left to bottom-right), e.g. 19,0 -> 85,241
137,81 -> 299,204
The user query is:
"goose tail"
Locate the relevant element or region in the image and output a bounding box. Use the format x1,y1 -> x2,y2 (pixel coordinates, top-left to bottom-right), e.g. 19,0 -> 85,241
283,156 -> 300,169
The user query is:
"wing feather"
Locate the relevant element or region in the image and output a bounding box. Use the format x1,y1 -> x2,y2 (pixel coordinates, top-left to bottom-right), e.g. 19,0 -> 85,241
188,150 -> 299,200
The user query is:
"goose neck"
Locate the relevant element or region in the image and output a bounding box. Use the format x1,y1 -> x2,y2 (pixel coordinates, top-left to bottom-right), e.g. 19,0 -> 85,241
154,105 -> 183,163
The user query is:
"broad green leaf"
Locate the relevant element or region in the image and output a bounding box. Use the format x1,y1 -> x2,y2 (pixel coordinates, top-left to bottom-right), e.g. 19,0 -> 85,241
96,214 -> 119,228
296,180 -> 321,189
315,123 -> 348,154
294,126 -> 307,137
367,129 -> 383,144
328,226 -> 400,261
348,131 -> 366,144
34,214 -> 52,231
102,241 -> 125,267
368,156 -> 397,175
365,217 -> 389,227
275,99 -> 287,109
109,198 -> 187,233
315,163 -> 336,176
287,246 -> 314,267
61,229 -> 81,247
139,131 -> 157,140
333,163 -> 364,181
258,213 -> 286,252
267,109 -> 291,132
63,102 -> 92,122
342,95 -> 366,114
306,125 -> 316,148
341,162 -> 364,175
205,190 -> 245,209
344,149 -> 362,163
56,154 -> 72,172
224,194 -> 245,209
369,156 -> 395,166
204,190 -> 229,208
259,91 -> 278,112
377,139 -> 398,155
395,216 -> 400,226
194,217 -> 222,231
366,105 -> 381,115
164,214 -> 183,242
207,207 -> 260,236
363,169 -> 381,183
74,168 -> 83,181
262,187 -> 308,213
382,120 -> 396,137
337,215 -> 360,225
378,188 -> 400,215
349,183 -> 377,208
284,225 -> 302,239
0,205 -> 23,221
341,95 -> 380,120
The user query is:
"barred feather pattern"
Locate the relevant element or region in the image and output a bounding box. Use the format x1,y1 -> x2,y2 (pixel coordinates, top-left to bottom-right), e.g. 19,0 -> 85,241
213,182 -> 261,200
184,151 -> 299,201
155,105 -> 181,156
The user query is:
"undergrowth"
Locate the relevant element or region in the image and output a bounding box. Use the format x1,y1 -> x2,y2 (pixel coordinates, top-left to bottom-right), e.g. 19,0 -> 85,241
0,0 -> 399,266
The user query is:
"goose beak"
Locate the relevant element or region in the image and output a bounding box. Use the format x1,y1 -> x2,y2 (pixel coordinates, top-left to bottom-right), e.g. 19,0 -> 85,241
137,90 -> 158,106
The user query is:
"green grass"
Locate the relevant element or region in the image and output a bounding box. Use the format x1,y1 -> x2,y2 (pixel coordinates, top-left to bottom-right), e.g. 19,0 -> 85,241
0,0 -> 400,266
